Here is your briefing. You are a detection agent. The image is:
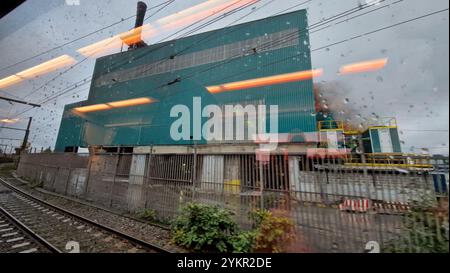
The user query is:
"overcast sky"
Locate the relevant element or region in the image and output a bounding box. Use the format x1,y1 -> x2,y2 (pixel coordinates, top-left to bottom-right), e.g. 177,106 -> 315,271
0,0 -> 448,155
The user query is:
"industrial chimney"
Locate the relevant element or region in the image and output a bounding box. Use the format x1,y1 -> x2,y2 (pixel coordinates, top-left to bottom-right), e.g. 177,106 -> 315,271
127,1 -> 148,50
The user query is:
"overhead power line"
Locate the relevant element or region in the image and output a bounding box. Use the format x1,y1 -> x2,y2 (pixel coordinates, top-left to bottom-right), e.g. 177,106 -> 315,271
7,0 -> 396,117
0,138 -> 22,141
18,0 -> 177,101
12,2 -> 448,121
107,0 -> 393,85
0,0 -> 175,73
12,0 -> 264,113
0,95 -> 41,107
0,126 -> 27,132
206,6 -> 449,87
7,0 -> 399,113
130,5 -> 449,103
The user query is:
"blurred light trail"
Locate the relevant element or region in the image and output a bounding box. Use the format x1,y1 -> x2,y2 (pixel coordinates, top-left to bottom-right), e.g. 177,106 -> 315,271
156,0 -> 233,25
78,0 -> 256,58
73,104 -> 112,113
0,55 -> 76,89
74,97 -> 156,113
0,75 -> 22,89
16,55 -> 76,78
158,0 -> 257,29
77,25 -> 156,57
0,118 -> 20,124
77,36 -> 123,58
120,25 -> 156,46
206,69 -> 323,93
339,58 -> 388,75
107,97 -> 155,108
1,1 -> 257,90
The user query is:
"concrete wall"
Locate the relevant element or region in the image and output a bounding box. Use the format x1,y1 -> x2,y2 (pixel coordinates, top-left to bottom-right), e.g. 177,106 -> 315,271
17,153 -> 436,209
16,152 -> 443,252
288,156 -> 434,203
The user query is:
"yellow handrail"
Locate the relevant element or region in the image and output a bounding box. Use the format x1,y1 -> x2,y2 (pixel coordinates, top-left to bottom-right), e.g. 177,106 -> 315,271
318,120 -> 344,130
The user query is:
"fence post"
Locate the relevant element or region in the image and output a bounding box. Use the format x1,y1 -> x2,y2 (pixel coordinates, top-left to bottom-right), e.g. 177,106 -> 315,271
358,135 -> 372,209
83,153 -> 93,199
259,161 -> 264,210
64,155 -> 73,196
109,174 -> 116,208
144,145 -> 153,209
192,140 -> 197,201
109,154 -> 120,208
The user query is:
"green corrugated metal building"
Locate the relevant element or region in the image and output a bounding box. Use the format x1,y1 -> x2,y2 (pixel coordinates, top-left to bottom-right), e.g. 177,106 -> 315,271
55,10 -> 317,152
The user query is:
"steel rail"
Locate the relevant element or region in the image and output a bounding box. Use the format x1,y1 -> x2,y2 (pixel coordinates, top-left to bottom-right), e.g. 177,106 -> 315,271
0,177 -> 172,253
0,206 -> 62,253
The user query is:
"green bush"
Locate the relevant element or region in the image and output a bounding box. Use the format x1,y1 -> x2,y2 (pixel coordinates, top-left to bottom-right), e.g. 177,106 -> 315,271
250,209 -> 297,253
171,203 -> 254,253
136,209 -> 157,222
229,231 -> 256,253
384,196 -> 449,253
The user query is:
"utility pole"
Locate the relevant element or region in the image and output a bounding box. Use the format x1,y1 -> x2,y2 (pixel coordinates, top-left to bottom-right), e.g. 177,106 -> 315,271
20,117 -> 32,153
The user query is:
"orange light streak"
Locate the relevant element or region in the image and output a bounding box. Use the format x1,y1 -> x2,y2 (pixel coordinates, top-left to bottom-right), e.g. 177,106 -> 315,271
339,58 -> 388,75
77,25 -> 156,58
0,75 -> 22,89
0,118 -> 20,124
121,25 -> 156,45
160,0 -> 256,29
0,55 -> 76,89
77,36 -> 123,58
107,97 -> 155,108
206,69 -> 324,93
74,104 -> 111,113
77,1 -> 256,58
16,55 -> 76,78
156,0 -> 232,26
74,97 -> 156,113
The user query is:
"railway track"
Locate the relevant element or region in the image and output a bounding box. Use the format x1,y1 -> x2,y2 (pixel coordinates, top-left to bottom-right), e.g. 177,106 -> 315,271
0,178 -> 171,253
0,207 -> 58,253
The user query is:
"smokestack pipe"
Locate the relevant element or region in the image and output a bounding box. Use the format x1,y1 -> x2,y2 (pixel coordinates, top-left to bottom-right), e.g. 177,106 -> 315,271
134,1 -> 147,29
128,1 -> 148,50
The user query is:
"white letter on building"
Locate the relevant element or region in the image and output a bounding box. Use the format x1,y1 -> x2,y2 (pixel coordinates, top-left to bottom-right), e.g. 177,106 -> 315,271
193,97 -> 202,141
202,105 -> 223,141
170,105 -> 191,141
226,105 -> 256,141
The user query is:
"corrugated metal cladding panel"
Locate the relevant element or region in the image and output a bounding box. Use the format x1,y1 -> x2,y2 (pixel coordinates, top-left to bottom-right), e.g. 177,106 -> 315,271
390,128 -> 402,153
129,154 -> 146,184
369,128 -> 402,153
55,10 -> 316,151
200,155 -> 224,192
128,154 -> 147,211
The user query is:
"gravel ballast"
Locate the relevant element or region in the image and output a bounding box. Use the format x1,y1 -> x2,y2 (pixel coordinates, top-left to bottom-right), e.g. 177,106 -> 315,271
1,171 -> 187,253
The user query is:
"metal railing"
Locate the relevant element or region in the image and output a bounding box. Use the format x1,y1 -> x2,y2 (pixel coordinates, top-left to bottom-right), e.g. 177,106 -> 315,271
15,152 -> 449,253
318,120 -> 344,131
344,153 -> 435,169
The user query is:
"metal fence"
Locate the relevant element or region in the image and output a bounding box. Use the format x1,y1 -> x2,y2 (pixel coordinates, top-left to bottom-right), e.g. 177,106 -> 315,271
16,152 -> 449,253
